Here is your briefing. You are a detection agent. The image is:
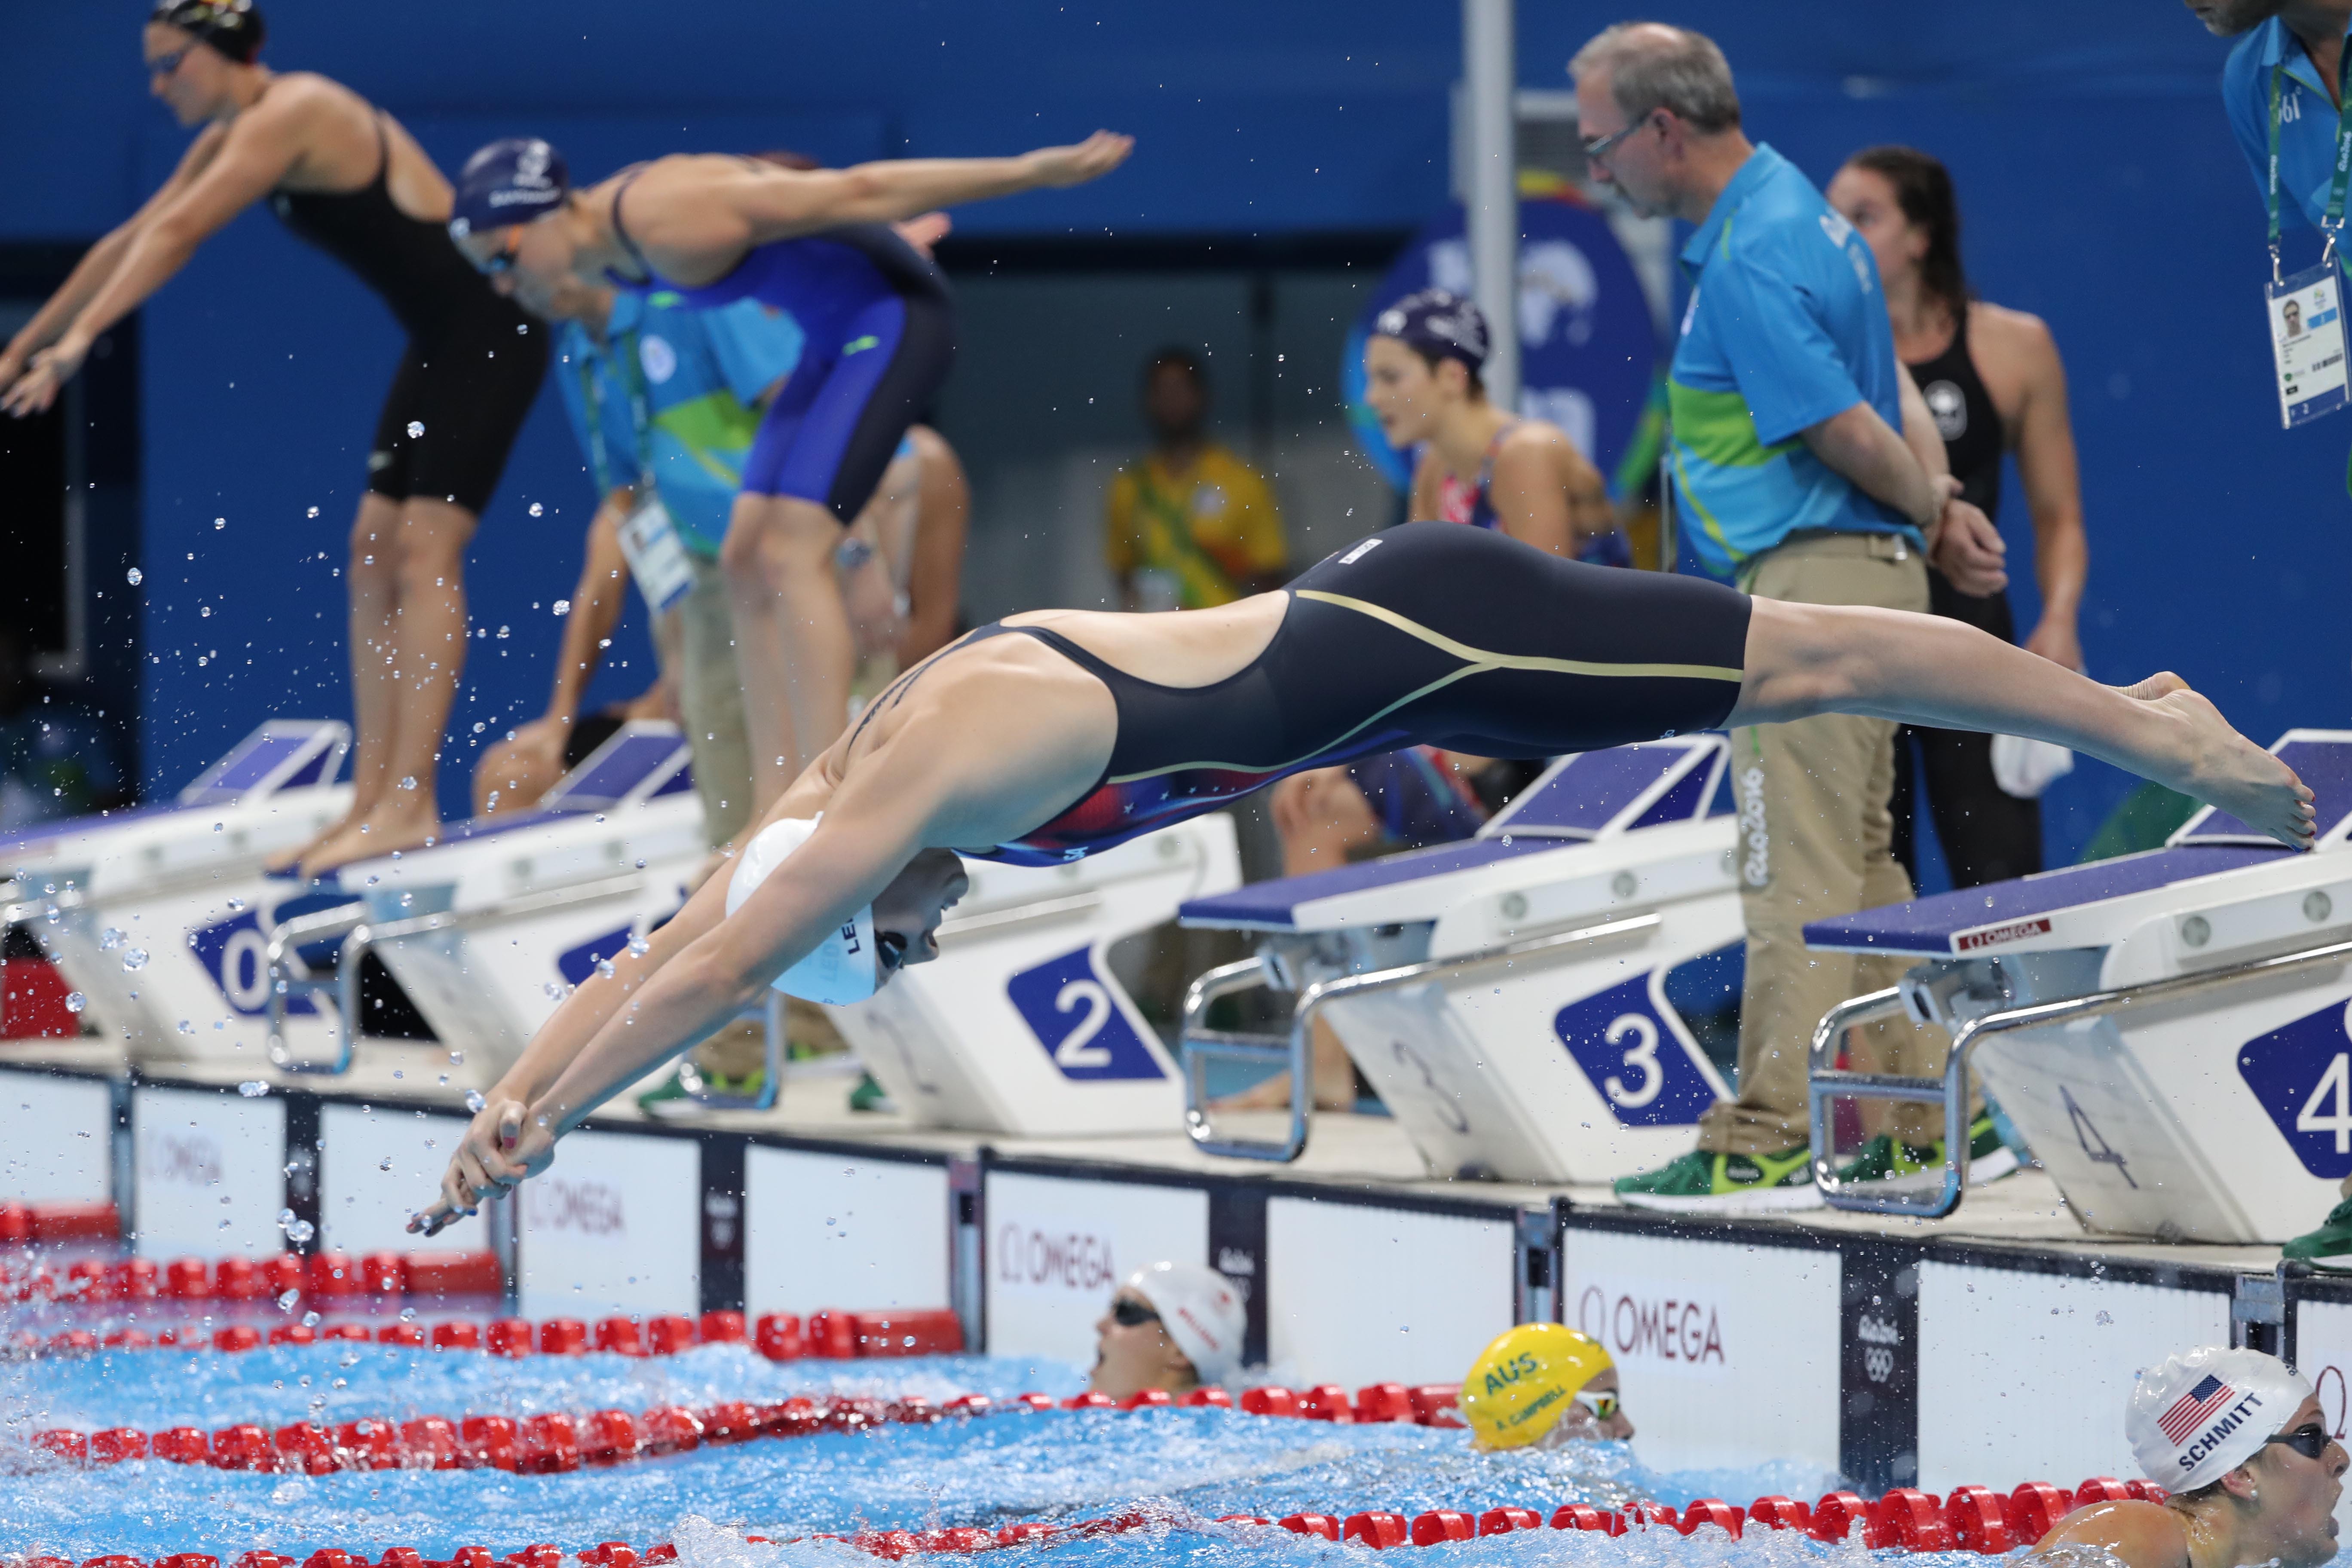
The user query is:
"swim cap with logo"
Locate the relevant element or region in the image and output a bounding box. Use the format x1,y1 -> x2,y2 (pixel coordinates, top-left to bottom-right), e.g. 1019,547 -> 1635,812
723,818 -> 879,1007
2128,1345 -> 2312,1492
448,138 -> 570,241
1461,1323 -> 1612,1450
1373,288 -> 1491,373
151,0 -> 265,64
1124,1262 -> 1246,1390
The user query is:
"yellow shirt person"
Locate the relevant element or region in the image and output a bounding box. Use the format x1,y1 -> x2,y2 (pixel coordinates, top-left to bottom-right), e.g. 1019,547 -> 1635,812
1105,349 -> 1288,609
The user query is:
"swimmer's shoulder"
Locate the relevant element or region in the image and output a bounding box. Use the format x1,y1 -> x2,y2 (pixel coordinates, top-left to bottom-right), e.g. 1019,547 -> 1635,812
2028,1499 -> 2188,1568
1965,300 -> 2064,423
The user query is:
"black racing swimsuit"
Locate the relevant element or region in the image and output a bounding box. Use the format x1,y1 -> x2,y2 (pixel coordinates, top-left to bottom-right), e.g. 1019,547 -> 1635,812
860,521 -> 1753,867
271,110 -> 548,514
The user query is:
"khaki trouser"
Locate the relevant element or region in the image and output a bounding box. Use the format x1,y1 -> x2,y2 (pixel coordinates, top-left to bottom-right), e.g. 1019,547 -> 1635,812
676,552 -> 755,851
1697,532 -> 1954,1155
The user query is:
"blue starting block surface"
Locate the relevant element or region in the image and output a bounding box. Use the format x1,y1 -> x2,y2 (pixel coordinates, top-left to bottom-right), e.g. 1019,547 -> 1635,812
542,726 -> 692,812
1482,739 -> 1722,841
1179,836 -> 1561,931
1803,844 -> 2288,957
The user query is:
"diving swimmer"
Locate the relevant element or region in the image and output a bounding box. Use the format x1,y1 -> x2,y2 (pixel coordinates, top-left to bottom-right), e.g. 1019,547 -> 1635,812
2028,1346 -> 2344,1568
447,128 -> 1132,806
412,520 -> 2311,1232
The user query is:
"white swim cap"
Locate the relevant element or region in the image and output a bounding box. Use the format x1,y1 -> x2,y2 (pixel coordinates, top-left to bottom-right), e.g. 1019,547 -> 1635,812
2128,1345 -> 2312,1492
724,818 -> 879,1007
1126,1261 -> 1245,1391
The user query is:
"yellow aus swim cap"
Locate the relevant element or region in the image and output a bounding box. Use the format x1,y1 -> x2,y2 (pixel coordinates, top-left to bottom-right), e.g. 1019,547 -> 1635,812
1460,1323 -> 1612,1450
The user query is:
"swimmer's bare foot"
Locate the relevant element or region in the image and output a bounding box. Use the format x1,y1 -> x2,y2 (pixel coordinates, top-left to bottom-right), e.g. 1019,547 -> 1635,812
267,805 -> 375,874
2133,674 -> 2316,849
297,799 -> 444,878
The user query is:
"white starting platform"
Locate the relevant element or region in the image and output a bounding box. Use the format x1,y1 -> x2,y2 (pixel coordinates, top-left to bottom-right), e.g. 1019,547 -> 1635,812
1174,737 -> 1743,1180
1804,729 -> 2352,1242
265,722 -> 707,1083
0,721 -> 352,1063
834,815 -> 1243,1136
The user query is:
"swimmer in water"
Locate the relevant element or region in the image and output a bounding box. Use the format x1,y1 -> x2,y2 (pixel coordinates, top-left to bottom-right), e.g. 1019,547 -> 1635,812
448,128 -> 1131,808
411,520 -> 2311,1232
0,0 -> 550,877
2029,1347 -> 2344,1568
1085,1263 -> 1246,1401
1461,1324 -> 1634,1448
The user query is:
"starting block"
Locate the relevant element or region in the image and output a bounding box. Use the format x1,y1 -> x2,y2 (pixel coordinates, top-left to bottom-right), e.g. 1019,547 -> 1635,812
1804,729 -> 2352,1239
1175,737 -> 1741,1178
267,723 -> 707,1081
0,722 -> 351,1061
831,815 -> 1242,1135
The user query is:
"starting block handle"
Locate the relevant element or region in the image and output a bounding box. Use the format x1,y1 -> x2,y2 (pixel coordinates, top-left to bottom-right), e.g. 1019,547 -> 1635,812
1180,914 -> 1664,1163
1808,931 -> 2352,1219
264,901 -> 368,1075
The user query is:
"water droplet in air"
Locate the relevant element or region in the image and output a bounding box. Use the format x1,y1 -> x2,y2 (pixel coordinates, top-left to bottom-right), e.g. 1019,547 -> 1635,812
464,1091 -> 487,1114
529,502 -> 544,518
178,1020 -> 195,1034
126,567 -> 143,586
597,959 -> 616,979
276,1289 -> 301,1311
378,1158 -> 393,1173
448,1050 -> 465,1066
201,605 -> 212,617
99,928 -> 124,950
64,992 -> 86,1013
43,904 -> 60,924
214,517 -> 226,530
308,506 -> 320,518
227,897 -> 245,912
552,599 -> 571,616
122,949 -> 149,971
407,420 -> 425,438
287,1220 -> 314,1245
627,936 -> 649,958
238,1080 -> 268,1097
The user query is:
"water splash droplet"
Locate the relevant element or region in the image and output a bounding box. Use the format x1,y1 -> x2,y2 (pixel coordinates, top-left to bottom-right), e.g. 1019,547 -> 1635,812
406,420 -> 425,438
99,928 -> 123,951
63,992 -> 86,1014
529,502 -> 544,518
126,567 -> 143,586
214,517 -> 226,530
627,936 -> 649,958
122,948 -> 150,972
464,1090 -> 487,1113
238,1080 -> 268,1097
552,599 -> 571,617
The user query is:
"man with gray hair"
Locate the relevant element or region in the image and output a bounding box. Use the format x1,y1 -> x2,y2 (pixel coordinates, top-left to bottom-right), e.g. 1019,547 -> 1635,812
1572,22 -> 2012,1212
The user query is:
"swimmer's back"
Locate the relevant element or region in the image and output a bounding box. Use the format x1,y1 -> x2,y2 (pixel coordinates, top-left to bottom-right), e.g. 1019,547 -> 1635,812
2027,1500 -> 2187,1568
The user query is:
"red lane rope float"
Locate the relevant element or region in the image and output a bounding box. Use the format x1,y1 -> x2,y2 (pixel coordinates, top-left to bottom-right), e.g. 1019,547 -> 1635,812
15,1479 -> 2175,1564
8,1308 -> 977,1363
22,1382 -> 1468,1477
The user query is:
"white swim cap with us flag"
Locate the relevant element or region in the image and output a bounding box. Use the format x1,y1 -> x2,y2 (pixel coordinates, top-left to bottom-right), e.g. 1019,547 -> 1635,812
2128,1346 -> 2312,1492
724,817 -> 878,1006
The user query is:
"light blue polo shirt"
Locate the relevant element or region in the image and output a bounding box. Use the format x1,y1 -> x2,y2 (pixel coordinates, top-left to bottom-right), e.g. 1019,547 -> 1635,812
1666,144 -> 1916,582
555,292 -> 805,555
2222,16 -> 2352,235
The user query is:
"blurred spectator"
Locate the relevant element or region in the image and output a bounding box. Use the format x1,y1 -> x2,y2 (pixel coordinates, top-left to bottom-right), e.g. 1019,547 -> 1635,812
0,625 -> 130,829
1829,146 -> 2089,893
1105,349 -> 1287,610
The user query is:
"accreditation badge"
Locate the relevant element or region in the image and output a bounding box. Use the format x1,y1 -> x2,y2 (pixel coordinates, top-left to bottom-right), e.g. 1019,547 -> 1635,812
2267,262 -> 2350,428
617,493 -> 695,616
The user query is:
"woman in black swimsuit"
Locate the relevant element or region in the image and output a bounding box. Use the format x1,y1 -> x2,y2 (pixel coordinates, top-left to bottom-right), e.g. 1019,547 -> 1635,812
0,0 -> 548,875
412,521 -> 2311,1233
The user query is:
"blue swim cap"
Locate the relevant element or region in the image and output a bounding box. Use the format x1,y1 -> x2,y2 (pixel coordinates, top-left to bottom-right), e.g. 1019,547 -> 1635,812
448,138 -> 569,241
1374,288 -> 1491,372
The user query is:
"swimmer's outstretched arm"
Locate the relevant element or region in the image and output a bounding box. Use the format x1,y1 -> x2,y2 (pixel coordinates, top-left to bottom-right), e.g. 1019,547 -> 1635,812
1732,596 -> 2316,849
408,747 -> 943,1236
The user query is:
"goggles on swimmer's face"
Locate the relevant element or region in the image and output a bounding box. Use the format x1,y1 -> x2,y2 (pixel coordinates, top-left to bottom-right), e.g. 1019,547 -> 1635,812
877,931 -> 909,975
2266,1422 -> 2333,1461
148,43 -> 197,79
1572,1389 -> 1620,1424
1110,1296 -> 1162,1329
463,227 -> 523,278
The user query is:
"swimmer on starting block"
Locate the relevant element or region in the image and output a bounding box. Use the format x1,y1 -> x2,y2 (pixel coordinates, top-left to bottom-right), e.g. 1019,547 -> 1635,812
1084,1262 -> 1246,1400
412,518 -> 2312,1233
2030,1346 -> 2343,1568
1462,1324 -> 1633,1447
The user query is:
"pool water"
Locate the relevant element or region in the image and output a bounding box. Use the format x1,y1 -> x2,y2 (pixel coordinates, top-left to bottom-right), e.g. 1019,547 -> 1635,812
0,1337 -> 1881,1562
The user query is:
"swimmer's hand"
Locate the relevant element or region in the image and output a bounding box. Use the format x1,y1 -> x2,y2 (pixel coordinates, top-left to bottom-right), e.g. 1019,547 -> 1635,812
407,1093 -> 550,1238
1022,131 -> 1135,188
0,336 -> 86,419
893,212 -> 952,258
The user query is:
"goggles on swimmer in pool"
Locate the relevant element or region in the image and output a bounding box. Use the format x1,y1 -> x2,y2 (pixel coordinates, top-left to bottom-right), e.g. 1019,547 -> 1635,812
1572,1390 -> 1620,1424
2267,1423 -> 2332,1461
1110,1297 -> 1161,1329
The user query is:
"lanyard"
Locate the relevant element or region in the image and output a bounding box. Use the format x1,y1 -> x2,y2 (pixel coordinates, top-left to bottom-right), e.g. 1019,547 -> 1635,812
576,322 -> 653,496
2266,36 -> 2352,281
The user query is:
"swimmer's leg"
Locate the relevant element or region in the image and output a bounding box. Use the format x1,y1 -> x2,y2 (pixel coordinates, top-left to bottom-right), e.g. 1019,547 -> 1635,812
300,496 -> 476,875
722,491 -> 858,808
1730,597 -> 2316,849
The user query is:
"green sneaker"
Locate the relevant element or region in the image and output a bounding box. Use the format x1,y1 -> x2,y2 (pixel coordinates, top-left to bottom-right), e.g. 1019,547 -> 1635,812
1614,1146 -> 1821,1213
636,1064 -> 769,1118
847,1070 -> 896,1114
2283,1197 -> 2352,1271
634,1067 -> 692,1117
1831,1115 -> 2020,1189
